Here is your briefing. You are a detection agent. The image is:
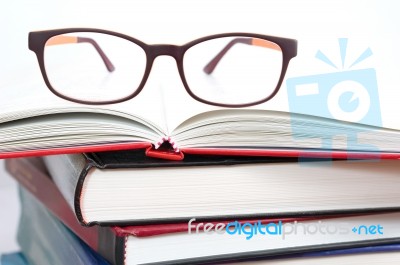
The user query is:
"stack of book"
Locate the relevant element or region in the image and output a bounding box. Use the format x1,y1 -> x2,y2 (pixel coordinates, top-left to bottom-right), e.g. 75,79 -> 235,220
4,146 -> 400,264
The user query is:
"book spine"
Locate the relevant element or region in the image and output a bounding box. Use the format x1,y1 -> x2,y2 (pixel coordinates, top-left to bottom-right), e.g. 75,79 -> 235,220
145,145 -> 184,161
43,153 -> 91,226
74,161 -> 95,226
5,158 -> 122,265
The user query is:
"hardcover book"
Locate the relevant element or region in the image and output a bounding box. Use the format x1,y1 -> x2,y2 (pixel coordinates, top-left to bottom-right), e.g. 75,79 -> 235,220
8,157 -> 400,265
4,156 -> 309,265
43,150 -> 400,225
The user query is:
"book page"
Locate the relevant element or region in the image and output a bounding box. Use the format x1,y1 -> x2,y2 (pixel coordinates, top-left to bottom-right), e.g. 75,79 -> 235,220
170,109 -> 400,153
159,76 -> 291,133
0,112 -> 162,153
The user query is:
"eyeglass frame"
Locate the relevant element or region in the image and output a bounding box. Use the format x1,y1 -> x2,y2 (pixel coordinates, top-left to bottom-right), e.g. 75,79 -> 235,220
29,28 -> 298,107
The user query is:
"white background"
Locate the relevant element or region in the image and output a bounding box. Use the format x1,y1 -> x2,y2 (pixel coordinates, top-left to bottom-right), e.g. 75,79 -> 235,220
0,0 -> 399,255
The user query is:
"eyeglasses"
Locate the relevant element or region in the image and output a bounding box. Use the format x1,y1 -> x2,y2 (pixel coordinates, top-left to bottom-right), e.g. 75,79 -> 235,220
29,28 -> 297,107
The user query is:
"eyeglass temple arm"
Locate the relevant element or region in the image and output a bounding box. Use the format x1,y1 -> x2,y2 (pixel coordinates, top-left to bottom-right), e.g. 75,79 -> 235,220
203,38 -> 281,74
46,35 -> 115,72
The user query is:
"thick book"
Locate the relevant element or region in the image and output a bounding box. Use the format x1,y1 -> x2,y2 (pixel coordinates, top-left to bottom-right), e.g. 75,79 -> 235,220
42,149 -> 400,225
0,105 -> 400,160
8,157 -> 400,265
4,156 -> 313,265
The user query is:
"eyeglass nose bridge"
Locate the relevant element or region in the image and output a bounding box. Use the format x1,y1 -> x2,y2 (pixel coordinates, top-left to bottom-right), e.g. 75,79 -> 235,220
147,44 -> 184,61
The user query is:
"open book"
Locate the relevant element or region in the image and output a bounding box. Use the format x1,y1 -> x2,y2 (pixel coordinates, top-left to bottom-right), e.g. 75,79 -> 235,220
0,96 -> 400,160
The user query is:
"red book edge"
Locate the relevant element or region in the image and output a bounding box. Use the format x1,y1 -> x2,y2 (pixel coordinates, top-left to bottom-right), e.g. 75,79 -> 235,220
2,142 -> 400,161
0,142 -> 152,160
181,147 -> 400,160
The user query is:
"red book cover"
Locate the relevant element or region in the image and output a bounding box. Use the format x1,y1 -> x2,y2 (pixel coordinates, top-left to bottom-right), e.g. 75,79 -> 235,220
2,143 -> 400,161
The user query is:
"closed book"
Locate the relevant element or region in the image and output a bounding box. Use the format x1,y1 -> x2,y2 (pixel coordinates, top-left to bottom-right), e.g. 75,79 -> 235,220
7,157 -> 400,265
42,149 -> 400,225
4,156 -> 308,265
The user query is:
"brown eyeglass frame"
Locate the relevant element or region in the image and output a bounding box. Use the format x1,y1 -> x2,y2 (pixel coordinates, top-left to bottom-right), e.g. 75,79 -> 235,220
29,28 -> 298,107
